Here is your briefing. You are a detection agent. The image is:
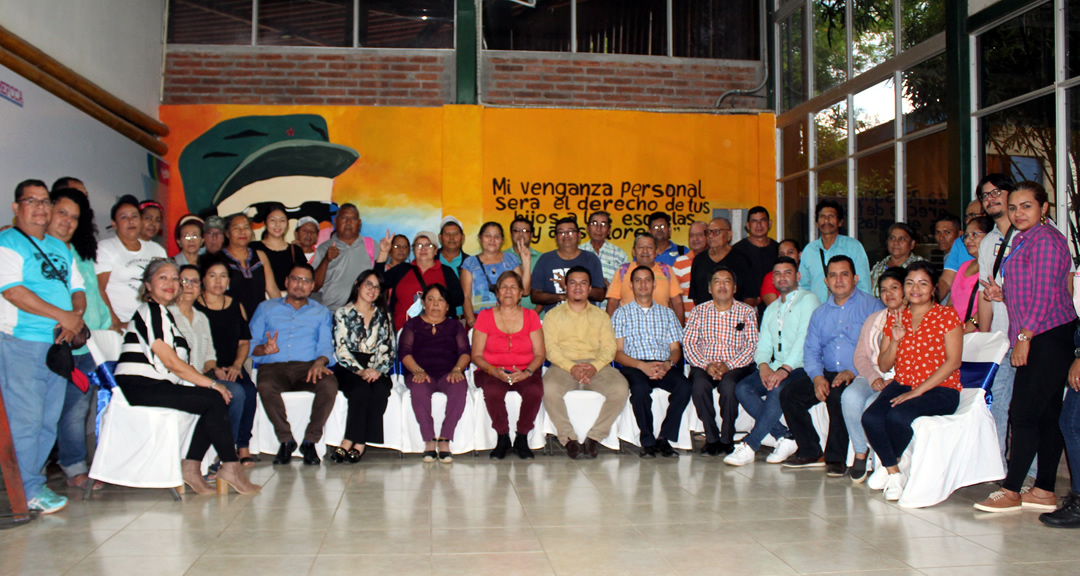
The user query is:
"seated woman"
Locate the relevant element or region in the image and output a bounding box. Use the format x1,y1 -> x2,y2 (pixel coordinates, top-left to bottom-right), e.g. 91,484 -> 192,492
250,202 -> 307,292
193,256 -> 258,465
331,269 -> 395,463
221,213 -> 281,320
172,215 -> 204,268
471,271 -> 546,460
399,284 -> 472,463
460,222 -> 531,328
113,259 -> 259,494
375,230 -> 464,330
840,266 -> 906,484
862,261 -> 962,502
949,216 -> 992,333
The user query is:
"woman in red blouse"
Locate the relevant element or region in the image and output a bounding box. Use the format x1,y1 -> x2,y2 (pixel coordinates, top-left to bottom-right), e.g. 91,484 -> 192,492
472,271 -> 546,460
862,261 -> 962,502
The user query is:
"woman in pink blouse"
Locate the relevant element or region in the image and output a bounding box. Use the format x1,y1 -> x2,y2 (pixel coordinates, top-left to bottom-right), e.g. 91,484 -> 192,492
949,216 -> 992,331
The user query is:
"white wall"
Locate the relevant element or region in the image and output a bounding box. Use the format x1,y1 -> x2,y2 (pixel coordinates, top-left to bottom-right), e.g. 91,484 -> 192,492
0,0 -> 165,117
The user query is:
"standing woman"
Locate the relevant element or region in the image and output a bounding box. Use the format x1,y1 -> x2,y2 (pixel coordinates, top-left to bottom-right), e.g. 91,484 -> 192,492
251,202 -> 306,292
386,234 -> 412,271
113,260 -> 259,494
863,262 -> 962,502
96,195 -> 167,330
139,200 -> 165,245
399,284 -> 472,463
331,269 -> 395,463
949,216 -> 993,333
460,222 -> 531,328
194,255 -> 258,465
375,230 -> 464,331
221,213 -> 281,321
472,271 -> 546,460
975,181 -> 1078,512
173,215 -> 204,268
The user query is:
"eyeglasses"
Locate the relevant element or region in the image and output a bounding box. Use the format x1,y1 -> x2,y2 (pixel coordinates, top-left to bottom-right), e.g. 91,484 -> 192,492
359,280 -> 380,290
589,221 -> 610,228
705,229 -> 730,236
510,228 -> 531,234
414,242 -> 434,250
651,224 -> 668,230
19,198 -> 52,208
556,230 -> 578,237
288,275 -> 314,284
181,234 -> 201,241
963,231 -> 986,240
978,188 -> 1005,201
391,244 -> 408,249
180,278 -> 201,286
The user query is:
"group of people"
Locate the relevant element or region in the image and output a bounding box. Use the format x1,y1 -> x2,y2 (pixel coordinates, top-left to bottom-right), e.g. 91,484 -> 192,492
5,174 -> 1080,529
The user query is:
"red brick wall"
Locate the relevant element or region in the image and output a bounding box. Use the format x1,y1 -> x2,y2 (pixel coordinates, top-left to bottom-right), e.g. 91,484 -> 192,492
482,51 -> 764,110
163,46 -> 455,106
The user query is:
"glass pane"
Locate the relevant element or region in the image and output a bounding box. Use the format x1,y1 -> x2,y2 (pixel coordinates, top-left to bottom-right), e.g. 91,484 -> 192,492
257,0 -> 353,47
854,78 -> 895,151
483,0 -> 571,52
856,146 -> 896,262
978,2 -> 1055,109
357,0 -> 454,48
1071,0 -> 1080,78
782,176 -> 811,246
779,7 -> 807,111
817,162 -> 849,234
852,0 -> 894,76
906,130 -> 950,255
1066,86 -> 1080,252
672,0 -> 759,59
981,94 -> 1057,220
783,118 -> 810,175
576,0 -> 667,56
168,0 -> 253,45
902,53 -> 947,133
901,0 -> 945,49
815,0 -> 848,96
816,101 -> 849,165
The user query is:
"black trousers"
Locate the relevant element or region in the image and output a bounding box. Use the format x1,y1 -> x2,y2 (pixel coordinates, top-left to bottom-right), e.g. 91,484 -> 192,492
690,364 -> 755,443
119,377 -> 238,462
1004,321 -> 1074,493
334,365 -> 392,445
779,370 -> 848,463
622,363 -> 692,447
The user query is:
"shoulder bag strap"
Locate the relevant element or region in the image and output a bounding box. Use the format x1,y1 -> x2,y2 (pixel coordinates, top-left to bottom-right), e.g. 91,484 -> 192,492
991,226 -> 1015,279
411,265 -> 427,291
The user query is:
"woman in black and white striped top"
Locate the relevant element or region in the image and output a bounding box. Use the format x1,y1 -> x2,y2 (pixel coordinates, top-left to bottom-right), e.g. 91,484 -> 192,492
114,259 -> 259,495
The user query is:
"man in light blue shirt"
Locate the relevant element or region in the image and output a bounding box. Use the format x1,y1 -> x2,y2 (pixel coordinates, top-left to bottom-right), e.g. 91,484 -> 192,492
250,262 -> 336,466
781,255 -> 883,474
798,200 -> 871,303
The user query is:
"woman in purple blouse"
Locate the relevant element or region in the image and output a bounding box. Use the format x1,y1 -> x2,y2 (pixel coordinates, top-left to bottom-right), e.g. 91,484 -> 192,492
976,181 -> 1078,513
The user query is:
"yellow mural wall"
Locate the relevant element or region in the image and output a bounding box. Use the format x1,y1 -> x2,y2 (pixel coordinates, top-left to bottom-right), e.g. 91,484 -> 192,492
160,104 -> 775,255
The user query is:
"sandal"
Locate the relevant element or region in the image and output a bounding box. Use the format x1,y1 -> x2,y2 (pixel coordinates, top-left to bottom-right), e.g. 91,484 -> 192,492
239,456 -> 257,467
422,450 -> 437,463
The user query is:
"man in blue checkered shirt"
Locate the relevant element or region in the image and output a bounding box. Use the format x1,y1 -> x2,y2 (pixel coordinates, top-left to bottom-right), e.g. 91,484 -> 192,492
612,265 -> 691,458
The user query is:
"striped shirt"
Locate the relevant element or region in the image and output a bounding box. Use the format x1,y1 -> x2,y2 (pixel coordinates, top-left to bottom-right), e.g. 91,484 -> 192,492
612,299 -> 683,361
672,250 -> 696,319
1002,223 -> 1077,342
683,300 -> 759,370
115,302 -> 192,386
579,240 -> 629,287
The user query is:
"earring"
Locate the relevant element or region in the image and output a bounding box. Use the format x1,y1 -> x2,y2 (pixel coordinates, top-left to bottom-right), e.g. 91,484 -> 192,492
1041,215 -> 1047,225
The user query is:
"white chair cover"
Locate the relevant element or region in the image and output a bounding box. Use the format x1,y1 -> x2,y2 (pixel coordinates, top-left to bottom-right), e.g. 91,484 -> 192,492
472,386 -> 548,450
542,390 -> 622,450
615,388 -> 696,450
690,389 -> 829,450
397,379 -> 480,454
366,378 -> 406,452
249,390 -> 348,458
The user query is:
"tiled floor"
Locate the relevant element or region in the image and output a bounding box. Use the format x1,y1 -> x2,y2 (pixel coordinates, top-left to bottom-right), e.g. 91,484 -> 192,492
2,445 -> 1079,576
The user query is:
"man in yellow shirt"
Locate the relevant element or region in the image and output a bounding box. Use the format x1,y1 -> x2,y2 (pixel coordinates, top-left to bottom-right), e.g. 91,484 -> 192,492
543,266 -> 629,459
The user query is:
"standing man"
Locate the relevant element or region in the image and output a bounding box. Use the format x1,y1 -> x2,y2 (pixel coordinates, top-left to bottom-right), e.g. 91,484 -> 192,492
293,216 -> 321,264
685,266 -> 759,455
531,218 -> 606,314
798,200 -> 871,303
509,216 -> 543,312
938,200 -> 985,300
542,266 -> 629,459
689,218 -> 754,306
311,204 -> 373,311
202,215 -> 226,256
0,179 -> 86,514
249,263 -> 337,466
579,211 -> 630,305
722,257 -> 819,466
779,255 -> 882,474
975,173 -> 1018,463
613,265 -> 692,458
672,221 -> 707,322
605,234 -> 684,320
733,206 -> 780,309
437,216 -> 468,316
648,211 -> 686,266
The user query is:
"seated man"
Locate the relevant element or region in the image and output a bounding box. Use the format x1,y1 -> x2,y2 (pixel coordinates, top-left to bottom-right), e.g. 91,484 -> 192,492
250,263 -> 337,465
543,266 -> 629,459
779,255 -> 883,475
606,234 -> 684,321
724,257 -> 819,466
613,265 -> 691,458
686,266 -> 759,455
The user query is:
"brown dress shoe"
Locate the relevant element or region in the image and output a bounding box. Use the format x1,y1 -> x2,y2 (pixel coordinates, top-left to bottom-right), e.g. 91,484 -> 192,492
565,439 -> 582,460
582,438 -> 600,459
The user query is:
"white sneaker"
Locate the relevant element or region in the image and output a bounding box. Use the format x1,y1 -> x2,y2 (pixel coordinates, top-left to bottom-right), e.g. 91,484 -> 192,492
766,438 -> 799,464
723,443 -> 756,466
867,464 -> 889,490
883,472 -> 907,501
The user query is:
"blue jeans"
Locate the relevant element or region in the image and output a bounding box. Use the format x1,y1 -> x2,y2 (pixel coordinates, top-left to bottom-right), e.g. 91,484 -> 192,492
988,350 -> 1015,465
735,368 -> 800,451
1061,387 -> 1080,494
862,381 -> 959,468
213,368 -> 256,449
0,333 -> 67,500
57,353 -> 97,477
841,377 -> 880,456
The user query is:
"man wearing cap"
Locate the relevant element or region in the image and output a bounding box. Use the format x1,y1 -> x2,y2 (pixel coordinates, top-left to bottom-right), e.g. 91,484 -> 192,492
201,216 -> 226,256
311,204 -> 375,311
294,216 -> 321,263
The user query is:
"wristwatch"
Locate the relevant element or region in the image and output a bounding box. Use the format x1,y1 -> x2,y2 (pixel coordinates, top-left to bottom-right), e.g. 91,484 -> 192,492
1074,347 -> 1080,359
1017,333 -> 1029,343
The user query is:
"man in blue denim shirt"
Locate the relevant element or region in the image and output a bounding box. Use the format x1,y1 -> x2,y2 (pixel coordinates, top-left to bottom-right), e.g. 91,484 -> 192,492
250,262 -> 336,465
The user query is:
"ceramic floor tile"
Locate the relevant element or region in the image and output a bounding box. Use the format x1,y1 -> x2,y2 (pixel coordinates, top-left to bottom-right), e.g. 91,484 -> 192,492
330,504 -> 432,531
533,525 -> 648,551
90,528 -> 218,557
918,565 -> 1053,576
759,538 -> 909,574
876,535 -> 1014,569
204,529 -> 329,556
657,542 -> 795,576
310,554 -> 433,576
964,532 -> 1080,563
523,502 -> 632,527
184,554 -> 316,575
545,546 -> 676,575
430,527 -> 542,554
709,497 -> 814,522
319,528 -> 432,555
429,551 -> 555,576
63,554 -> 197,576
430,505 -> 531,529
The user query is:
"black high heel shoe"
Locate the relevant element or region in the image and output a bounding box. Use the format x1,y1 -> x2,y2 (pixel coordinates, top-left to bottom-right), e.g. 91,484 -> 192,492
329,446 -> 349,463
347,448 -> 363,463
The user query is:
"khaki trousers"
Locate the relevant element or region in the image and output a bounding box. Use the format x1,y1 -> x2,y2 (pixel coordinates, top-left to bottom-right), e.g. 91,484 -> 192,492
543,365 -> 628,445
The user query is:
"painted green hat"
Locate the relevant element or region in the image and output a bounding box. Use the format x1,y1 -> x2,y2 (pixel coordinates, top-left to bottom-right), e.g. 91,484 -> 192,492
178,114 -> 359,216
